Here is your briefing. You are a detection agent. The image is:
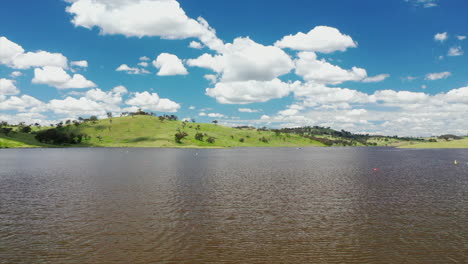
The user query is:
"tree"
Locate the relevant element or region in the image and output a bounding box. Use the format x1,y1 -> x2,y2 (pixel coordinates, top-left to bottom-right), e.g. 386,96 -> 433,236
212,120 -> 218,125
175,131 -> 188,143
89,116 -> 98,123
107,112 -> 113,119
19,125 -> 32,133
1,127 -> 12,136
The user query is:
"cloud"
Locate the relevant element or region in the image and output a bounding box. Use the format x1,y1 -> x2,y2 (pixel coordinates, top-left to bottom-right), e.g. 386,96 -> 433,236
373,90 -> 429,104
138,61 -> 149,67
188,37 -> 294,82
293,82 -> 372,109
32,66 -> 96,89
71,60 -> 88,67
407,0 -> 438,8
362,74 -> 390,83
425,71 -> 451,80
204,74 -> 218,84
456,35 -> 466,41
206,78 -> 294,104
238,108 -> 260,113
153,53 -> 188,76
112,85 -> 128,94
48,96 -> 108,116
258,84 -> 468,136
434,32 -> 448,42
0,95 -> 45,112
10,71 -> 23,78
0,78 -> 20,95
295,52 -> 367,84
126,91 -> 181,112
275,26 -> 357,53
116,64 -> 150,74
199,112 -> 225,118
139,56 -> 150,61
189,41 -> 203,49
448,46 -> 463,56
0,36 -> 68,70
66,0 -> 224,51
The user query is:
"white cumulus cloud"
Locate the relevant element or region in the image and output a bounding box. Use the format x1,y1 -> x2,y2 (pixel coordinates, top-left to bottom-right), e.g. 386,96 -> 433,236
153,53 -> 188,76
206,79 -> 294,104
188,37 -> 294,82
275,26 -> 357,53
66,0 -> 224,51
32,66 -> 96,89
434,32 -> 448,42
295,52 -> 367,85
448,46 -> 463,56
126,91 -> 181,112
425,71 -> 451,80
116,64 -> 150,74
0,78 -> 20,95
71,60 -> 88,67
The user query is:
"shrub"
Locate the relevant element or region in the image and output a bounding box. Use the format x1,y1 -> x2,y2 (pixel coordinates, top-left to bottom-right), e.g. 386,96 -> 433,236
195,132 -> 204,141
35,129 -> 84,145
206,137 -> 216,143
239,138 -> 245,143
259,136 -> 269,143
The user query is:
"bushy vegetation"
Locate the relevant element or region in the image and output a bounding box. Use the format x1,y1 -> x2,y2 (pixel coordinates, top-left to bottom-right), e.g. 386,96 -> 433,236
35,129 -> 85,145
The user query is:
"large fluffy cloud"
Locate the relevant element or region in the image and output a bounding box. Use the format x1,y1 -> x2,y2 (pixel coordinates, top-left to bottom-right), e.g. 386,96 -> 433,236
205,79 -> 294,104
0,79 -> 20,95
153,53 -> 188,76
275,26 -> 357,53
0,95 -> 46,112
188,37 -> 294,82
126,91 -> 181,112
32,66 -> 96,89
295,52 -> 367,84
66,0 -> 224,51
0,36 -> 68,69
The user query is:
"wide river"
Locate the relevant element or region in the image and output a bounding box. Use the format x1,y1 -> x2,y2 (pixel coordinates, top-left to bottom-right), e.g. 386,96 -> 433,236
0,147 -> 466,263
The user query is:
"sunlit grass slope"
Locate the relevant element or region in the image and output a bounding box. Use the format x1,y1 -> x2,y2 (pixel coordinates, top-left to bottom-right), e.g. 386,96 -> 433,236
66,115 -> 325,148
0,131 -> 52,148
399,137 -> 468,149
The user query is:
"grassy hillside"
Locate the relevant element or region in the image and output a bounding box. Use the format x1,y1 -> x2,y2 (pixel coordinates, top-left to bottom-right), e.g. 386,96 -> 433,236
399,137 -> 468,148
2,116 -> 465,149
0,131 -> 53,148
44,115 -> 325,148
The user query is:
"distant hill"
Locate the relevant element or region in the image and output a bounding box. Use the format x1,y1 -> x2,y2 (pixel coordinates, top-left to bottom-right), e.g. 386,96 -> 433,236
0,115 -> 465,149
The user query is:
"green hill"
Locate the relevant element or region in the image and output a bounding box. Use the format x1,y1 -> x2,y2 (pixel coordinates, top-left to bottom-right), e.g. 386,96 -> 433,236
0,116 -> 324,148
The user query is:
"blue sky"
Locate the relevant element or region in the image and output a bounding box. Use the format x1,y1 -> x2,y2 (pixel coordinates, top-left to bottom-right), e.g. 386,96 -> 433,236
0,0 -> 467,136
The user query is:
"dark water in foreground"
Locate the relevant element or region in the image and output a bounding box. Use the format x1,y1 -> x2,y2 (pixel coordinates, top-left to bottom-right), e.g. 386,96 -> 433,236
0,147 -> 466,264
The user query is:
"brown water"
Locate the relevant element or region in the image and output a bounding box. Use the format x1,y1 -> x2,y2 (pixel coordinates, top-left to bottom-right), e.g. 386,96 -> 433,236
0,147 -> 466,263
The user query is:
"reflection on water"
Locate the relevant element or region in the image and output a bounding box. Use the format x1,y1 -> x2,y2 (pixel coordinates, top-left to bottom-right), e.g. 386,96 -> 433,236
0,147 -> 466,263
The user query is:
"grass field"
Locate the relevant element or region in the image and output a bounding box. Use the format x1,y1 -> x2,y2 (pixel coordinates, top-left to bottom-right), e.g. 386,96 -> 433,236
399,137 -> 468,148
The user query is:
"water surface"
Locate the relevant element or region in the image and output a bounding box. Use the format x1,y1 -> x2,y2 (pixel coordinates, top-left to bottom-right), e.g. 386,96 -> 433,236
0,147 -> 466,263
